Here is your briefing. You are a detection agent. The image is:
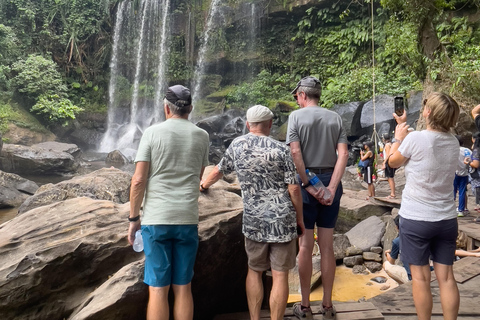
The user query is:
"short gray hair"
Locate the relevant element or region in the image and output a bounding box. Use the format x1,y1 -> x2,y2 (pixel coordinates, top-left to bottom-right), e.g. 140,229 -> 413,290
164,98 -> 191,116
297,85 -> 321,100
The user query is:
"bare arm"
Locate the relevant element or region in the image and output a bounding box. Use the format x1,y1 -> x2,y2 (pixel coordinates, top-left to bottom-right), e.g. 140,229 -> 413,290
288,183 -> 304,236
290,141 -> 324,201
200,165 -> 224,190
360,150 -> 372,161
455,249 -> 480,258
384,249 -> 396,264
323,142 -> 348,205
388,116 -> 411,169
128,161 -> 150,245
472,104 -> 480,120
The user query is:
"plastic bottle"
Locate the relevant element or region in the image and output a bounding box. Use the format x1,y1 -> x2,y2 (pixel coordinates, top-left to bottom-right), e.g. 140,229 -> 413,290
133,230 -> 144,252
464,149 -> 472,158
306,169 -> 332,200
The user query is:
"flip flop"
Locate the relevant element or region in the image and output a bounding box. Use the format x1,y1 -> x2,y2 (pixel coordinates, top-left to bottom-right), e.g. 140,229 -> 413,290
474,217 -> 480,224
386,195 -> 396,199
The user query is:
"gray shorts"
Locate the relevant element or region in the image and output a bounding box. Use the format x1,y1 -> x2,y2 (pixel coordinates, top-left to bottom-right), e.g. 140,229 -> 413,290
400,217 -> 457,266
244,237 -> 296,272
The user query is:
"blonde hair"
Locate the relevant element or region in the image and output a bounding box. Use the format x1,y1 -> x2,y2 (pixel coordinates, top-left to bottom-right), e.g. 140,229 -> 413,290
423,92 -> 459,132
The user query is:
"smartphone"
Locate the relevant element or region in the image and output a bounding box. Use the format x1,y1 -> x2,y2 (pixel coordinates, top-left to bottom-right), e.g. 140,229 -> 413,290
394,97 -> 404,116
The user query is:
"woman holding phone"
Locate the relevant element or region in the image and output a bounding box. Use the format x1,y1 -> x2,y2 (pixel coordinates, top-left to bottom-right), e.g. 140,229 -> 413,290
387,92 -> 463,320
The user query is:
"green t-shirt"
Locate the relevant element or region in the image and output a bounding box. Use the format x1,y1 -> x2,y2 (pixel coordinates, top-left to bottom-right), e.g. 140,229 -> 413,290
135,118 -> 210,225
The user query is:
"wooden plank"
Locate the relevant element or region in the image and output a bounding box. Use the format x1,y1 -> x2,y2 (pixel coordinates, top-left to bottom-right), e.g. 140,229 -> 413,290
335,310 -> 384,320
453,257 -> 480,283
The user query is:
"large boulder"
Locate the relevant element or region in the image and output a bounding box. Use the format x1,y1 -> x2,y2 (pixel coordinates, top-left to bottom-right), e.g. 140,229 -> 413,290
337,189 -> 391,233
0,142 -> 81,175
18,168 -> 132,214
0,198 -> 138,320
345,216 -> 386,252
0,170 -> 39,208
0,168 -> 246,320
4,123 -> 56,146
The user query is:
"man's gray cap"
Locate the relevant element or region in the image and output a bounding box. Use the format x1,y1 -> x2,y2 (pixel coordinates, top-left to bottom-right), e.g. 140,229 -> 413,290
291,76 -> 322,94
246,105 -> 274,123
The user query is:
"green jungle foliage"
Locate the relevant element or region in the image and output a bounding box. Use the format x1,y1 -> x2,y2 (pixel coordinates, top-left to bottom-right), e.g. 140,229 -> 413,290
0,0 -> 479,131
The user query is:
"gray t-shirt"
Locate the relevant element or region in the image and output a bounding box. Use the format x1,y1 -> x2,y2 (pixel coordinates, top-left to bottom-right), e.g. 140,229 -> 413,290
135,118 -> 210,225
286,106 -> 348,168
218,134 -> 298,243
398,130 -> 463,222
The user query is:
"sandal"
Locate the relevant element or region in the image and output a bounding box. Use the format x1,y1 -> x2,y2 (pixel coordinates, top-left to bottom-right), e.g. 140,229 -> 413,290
386,195 -> 396,199
474,217 -> 480,224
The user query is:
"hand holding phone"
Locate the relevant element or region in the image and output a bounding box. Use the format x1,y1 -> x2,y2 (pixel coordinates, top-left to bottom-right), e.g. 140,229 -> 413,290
394,96 -> 404,116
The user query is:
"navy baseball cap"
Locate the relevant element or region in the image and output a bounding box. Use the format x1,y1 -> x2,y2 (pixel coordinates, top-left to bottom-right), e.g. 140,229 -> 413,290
291,76 -> 322,94
165,85 -> 192,107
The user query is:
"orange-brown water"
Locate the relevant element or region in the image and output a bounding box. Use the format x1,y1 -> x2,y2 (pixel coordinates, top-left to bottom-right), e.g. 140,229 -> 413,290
288,265 -> 399,303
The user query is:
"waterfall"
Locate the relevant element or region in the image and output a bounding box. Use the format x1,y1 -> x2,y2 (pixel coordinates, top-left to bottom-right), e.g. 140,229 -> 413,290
192,0 -> 223,106
99,0 -> 171,157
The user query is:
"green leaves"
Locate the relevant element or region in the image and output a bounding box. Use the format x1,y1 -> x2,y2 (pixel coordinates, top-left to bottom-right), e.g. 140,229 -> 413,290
31,94 -> 83,126
11,54 -> 68,99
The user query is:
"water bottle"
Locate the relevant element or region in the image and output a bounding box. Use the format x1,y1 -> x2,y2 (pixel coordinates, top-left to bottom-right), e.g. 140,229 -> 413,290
133,230 -> 144,252
306,169 -> 332,200
464,149 -> 472,158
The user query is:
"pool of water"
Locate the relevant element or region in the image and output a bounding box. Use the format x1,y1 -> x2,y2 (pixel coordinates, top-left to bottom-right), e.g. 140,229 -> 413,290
0,207 -> 18,225
288,265 -> 399,303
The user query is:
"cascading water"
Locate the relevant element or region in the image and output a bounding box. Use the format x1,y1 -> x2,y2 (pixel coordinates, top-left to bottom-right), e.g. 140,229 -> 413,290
192,0 -> 223,107
99,0 -> 171,158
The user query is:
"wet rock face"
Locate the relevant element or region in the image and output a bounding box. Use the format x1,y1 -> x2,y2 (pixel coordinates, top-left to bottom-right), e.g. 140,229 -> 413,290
0,142 -> 81,176
0,171 -> 39,208
18,168 -> 132,214
105,150 -> 129,166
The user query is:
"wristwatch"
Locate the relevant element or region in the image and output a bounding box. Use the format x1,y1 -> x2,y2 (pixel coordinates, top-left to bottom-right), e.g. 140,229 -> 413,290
301,181 -> 311,188
128,215 -> 140,222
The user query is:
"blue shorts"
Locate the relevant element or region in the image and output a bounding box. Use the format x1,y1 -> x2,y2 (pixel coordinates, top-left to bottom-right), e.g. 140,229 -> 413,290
300,172 -> 343,229
400,217 -> 457,266
142,224 -> 199,287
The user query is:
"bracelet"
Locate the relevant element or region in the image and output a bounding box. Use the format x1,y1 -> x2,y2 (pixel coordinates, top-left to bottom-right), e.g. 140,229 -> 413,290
392,138 -> 402,144
128,215 -> 140,222
200,183 -> 209,190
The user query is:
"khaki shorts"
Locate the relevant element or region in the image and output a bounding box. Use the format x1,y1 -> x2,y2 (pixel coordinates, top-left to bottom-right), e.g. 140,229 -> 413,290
244,237 -> 297,272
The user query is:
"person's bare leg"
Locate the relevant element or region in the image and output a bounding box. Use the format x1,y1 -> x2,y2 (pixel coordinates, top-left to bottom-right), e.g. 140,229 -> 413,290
368,183 -> 375,197
317,227 -> 335,308
246,268 -> 263,320
433,262 -> 459,320
171,283 -> 194,320
388,177 -> 395,196
298,229 -> 315,308
147,285 -> 170,320
410,265 -> 433,320
269,269 -> 289,320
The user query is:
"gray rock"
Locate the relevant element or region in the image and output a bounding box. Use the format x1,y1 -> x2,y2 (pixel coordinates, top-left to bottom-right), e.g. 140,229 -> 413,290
365,261 -> 383,273
0,168 -> 247,320
345,216 -> 386,251
370,276 -> 387,284
18,168 -> 132,214
333,234 -> 351,260
0,171 -> 39,208
0,142 -> 81,175
352,265 -> 369,275
345,246 -> 364,256
363,252 -> 382,262
105,150 -> 129,165
344,255 -> 364,268
382,215 -> 399,261
370,246 -> 383,254
337,190 -> 391,233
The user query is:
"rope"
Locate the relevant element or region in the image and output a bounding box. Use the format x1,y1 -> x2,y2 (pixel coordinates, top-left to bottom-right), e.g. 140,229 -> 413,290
370,0 -> 380,155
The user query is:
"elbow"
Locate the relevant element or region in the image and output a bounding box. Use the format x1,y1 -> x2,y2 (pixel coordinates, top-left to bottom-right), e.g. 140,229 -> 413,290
131,175 -> 147,188
291,148 -> 302,160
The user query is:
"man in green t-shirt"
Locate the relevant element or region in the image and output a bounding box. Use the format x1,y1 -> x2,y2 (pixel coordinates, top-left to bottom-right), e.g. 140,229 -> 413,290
127,85 -> 210,320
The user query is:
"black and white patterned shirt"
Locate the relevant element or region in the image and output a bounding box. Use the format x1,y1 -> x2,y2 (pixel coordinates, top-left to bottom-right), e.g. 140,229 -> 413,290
218,133 -> 298,243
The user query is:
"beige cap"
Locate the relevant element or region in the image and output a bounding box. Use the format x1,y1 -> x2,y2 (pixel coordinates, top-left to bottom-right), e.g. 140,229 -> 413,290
246,105 -> 274,123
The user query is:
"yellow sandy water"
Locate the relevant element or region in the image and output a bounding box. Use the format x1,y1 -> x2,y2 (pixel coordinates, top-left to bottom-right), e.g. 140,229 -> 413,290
288,265 -> 399,303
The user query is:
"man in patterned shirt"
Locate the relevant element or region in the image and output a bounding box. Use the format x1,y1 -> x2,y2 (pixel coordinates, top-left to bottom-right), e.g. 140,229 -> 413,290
201,105 -> 305,320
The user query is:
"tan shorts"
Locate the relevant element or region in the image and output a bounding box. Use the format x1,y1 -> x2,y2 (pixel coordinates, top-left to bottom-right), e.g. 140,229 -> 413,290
244,237 -> 297,272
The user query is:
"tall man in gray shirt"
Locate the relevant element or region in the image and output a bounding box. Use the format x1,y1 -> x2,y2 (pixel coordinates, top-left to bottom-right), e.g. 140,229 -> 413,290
286,76 -> 348,320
